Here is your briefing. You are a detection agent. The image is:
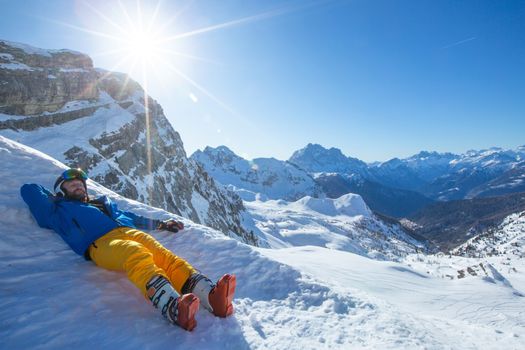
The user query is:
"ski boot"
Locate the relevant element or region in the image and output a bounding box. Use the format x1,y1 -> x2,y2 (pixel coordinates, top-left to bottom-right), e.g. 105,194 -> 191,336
146,275 -> 200,331
182,273 -> 236,317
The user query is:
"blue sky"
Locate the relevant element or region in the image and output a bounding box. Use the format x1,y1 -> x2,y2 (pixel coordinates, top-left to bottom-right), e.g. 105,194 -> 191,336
1,0 -> 524,162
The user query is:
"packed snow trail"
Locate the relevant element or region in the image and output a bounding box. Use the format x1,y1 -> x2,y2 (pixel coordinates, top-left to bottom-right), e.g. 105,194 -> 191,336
1,135 -> 524,349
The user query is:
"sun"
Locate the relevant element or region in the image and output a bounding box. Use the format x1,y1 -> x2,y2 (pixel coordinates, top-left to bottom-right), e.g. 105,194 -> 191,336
60,0 -> 182,81
109,4 -> 179,75
54,0 -> 308,113
121,28 -> 163,66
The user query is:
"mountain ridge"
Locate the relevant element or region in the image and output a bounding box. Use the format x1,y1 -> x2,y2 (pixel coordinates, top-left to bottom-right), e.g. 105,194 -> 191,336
289,142 -> 525,201
191,145 -> 322,201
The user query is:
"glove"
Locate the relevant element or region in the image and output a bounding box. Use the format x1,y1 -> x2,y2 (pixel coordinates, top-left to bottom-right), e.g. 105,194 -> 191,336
157,219 -> 184,233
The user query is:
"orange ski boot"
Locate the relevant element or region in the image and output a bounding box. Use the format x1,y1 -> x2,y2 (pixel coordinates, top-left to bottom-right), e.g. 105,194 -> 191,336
146,275 -> 200,331
182,273 -> 237,317
209,274 -> 236,317
172,293 -> 200,331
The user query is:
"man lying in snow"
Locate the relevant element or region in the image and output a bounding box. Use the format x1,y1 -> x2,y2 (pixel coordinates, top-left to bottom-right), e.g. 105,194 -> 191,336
20,168 -> 236,331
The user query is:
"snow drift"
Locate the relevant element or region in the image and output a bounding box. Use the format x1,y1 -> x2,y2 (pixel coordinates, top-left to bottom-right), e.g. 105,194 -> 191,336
292,194 -> 371,217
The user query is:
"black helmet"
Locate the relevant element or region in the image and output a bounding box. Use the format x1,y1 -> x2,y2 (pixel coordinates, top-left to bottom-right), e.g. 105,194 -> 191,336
54,168 -> 88,197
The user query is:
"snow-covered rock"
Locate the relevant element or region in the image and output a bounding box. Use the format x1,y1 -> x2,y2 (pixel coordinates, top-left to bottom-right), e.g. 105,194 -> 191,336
452,211 -> 525,259
292,193 -> 371,217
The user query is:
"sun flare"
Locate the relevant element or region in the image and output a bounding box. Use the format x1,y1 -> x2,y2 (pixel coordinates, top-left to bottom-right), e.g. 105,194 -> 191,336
52,0 -> 306,121
122,30 -> 162,64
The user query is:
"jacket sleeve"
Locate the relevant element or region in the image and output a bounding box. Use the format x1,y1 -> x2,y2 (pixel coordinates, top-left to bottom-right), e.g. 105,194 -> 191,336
114,206 -> 160,230
20,184 -> 56,229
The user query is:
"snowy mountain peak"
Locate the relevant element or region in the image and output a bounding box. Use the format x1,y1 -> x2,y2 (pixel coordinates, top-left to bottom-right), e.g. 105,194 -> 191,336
453,147 -> 522,168
204,145 -> 237,156
291,143 -> 349,162
415,150 -> 437,157
289,143 -> 368,174
1,39 -> 92,74
407,150 -> 457,163
193,145 -> 244,167
298,143 -> 347,158
292,193 -> 371,217
378,157 -> 403,169
191,146 -> 321,201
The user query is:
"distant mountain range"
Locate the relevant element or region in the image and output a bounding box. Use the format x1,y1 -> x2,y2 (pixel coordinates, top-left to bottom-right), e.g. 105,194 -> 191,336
192,143 -> 525,218
291,143 -> 525,201
192,144 -> 525,251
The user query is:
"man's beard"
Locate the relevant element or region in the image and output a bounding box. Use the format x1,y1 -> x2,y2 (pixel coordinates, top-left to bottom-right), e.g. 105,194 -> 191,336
65,189 -> 87,202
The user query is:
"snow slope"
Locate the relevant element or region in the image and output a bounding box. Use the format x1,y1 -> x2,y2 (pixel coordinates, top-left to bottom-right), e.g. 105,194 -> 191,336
452,211 -> 525,259
244,195 -> 425,261
1,135 -> 524,349
0,92 -> 134,158
0,39 -> 82,57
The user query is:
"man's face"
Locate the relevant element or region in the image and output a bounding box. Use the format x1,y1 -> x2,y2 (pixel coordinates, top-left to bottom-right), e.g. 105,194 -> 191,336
61,179 -> 87,201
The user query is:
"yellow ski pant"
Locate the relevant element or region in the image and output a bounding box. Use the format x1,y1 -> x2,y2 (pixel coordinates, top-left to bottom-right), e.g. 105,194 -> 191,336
88,227 -> 196,296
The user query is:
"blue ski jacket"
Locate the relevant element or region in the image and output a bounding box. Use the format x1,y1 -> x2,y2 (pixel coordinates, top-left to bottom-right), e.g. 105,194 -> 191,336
20,183 -> 159,256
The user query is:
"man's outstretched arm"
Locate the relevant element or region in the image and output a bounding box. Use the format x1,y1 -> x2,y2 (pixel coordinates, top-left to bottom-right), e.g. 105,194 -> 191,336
114,206 -> 184,233
20,184 -> 55,229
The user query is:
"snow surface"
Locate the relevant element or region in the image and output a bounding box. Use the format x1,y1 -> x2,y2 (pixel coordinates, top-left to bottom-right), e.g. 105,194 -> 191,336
59,68 -> 89,73
243,194 -> 425,261
292,194 -> 371,217
1,135 -> 524,349
1,39 -> 83,57
0,113 -> 27,122
0,92 -> 135,164
0,61 -> 37,71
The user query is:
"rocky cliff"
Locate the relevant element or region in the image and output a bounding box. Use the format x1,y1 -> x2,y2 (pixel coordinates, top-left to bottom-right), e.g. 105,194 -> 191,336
0,39 -> 257,245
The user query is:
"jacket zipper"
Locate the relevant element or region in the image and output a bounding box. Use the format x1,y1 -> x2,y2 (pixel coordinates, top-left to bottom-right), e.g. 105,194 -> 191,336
72,218 -> 87,236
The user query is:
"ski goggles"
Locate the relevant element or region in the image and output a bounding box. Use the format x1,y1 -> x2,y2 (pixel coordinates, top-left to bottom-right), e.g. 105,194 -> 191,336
54,168 -> 88,193
61,168 -> 88,181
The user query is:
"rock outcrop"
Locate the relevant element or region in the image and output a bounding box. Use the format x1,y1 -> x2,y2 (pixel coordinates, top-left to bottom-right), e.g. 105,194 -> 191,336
0,40 -> 97,115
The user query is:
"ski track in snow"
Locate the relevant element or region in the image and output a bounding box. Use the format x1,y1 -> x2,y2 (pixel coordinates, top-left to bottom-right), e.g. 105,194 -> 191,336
1,135 -> 524,350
